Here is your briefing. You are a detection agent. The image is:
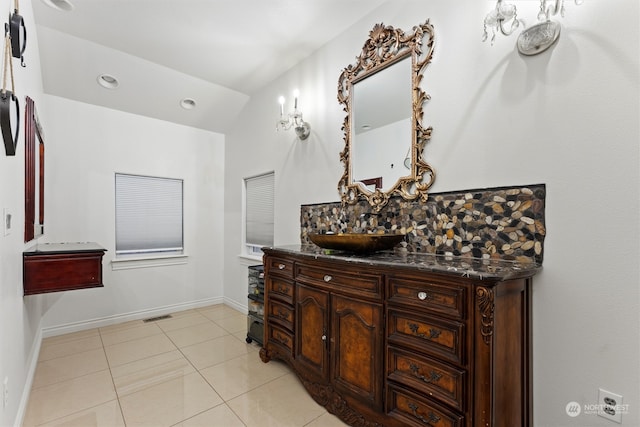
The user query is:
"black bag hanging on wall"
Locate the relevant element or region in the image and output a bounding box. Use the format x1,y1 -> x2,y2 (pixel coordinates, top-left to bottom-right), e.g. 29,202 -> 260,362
9,0 -> 25,67
1,23 -> 19,156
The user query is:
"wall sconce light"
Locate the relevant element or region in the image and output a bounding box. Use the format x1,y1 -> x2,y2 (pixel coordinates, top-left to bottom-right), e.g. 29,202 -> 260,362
483,0 -> 583,55
276,90 -> 311,140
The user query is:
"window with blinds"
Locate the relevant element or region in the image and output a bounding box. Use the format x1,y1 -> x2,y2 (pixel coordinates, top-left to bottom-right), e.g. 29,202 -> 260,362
245,172 -> 274,256
115,173 -> 184,256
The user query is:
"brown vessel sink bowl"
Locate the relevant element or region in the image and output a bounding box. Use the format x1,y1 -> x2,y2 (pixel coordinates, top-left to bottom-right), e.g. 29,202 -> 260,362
308,233 -> 405,254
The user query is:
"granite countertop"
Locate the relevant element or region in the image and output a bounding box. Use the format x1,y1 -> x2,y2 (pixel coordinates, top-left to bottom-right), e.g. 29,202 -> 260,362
264,244 -> 542,281
24,242 -> 106,255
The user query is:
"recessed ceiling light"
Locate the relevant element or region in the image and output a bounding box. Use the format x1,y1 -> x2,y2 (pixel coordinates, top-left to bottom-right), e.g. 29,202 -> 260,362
180,98 -> 196,110
97,74 -> 119,89
41,0 -> 74,12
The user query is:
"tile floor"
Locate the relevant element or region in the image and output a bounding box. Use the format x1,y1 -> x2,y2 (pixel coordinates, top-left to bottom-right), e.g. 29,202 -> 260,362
22,304 -> 349,427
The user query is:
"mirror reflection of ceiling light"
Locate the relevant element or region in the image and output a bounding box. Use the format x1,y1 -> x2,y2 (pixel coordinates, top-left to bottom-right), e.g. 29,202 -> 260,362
97,74 -> 119,89
41,0 -> 75,12
180,98 -> 197,110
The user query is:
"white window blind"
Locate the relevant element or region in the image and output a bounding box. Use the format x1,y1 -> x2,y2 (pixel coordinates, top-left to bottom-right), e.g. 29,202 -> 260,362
115,173 -> 184,255
245,172 -> 274,249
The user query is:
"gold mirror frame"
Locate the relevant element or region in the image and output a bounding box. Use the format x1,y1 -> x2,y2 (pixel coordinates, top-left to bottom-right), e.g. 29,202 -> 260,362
338,21 -> 436,212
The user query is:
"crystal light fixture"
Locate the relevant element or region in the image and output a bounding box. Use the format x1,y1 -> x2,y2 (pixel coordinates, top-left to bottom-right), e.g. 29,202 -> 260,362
482,0 -> 521,45
276,90 -> 311,140
483,0 -> 583,55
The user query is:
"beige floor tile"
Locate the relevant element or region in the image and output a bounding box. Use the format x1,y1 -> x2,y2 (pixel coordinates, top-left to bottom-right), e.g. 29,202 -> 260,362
22,370 -> 116,426
181,335 -> 251,370
232,329 -> 246,341
199,305 -> 244,321
41,329 -> 100,347
200,353 -> 288,400
213,314 -> 247,334
34,399 -> 126,427
155,312 -> 211,332
98,319 -> 146,335
118,371 -> 223,427
227,373 -> 326,427
39,335 -> 104,362
164,321 -> 228,348
174,404 -> 245,427
305,412 -> 350,427
194,303 -> 224,313
104,334 -> 176,367
111,350 -> 196,397
162,308 -> 198,317
32,348 -> 109,389
100,322 -> 163,347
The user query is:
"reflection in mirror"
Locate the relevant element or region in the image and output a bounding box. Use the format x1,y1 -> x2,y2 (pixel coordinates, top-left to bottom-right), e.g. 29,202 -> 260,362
351,56 -> 412,192
25,97 -> 44,242
338,21 -> 436,212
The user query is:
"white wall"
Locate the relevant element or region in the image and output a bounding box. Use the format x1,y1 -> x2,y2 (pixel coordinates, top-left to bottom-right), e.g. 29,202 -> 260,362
37,96 -> 226,330
0,0 -> 49,425
224,1 -> 639,426
0,16 -> 226,422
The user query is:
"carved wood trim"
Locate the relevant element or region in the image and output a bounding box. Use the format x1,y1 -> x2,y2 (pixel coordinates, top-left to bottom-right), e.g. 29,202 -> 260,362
297,375 -> 385,427
476,286 -> 495,345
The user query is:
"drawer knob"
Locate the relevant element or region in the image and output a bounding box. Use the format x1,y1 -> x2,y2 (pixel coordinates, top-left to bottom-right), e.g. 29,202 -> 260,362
321,334 -> 327,341
277,285 -> 288,294
417,291 -> 431,301
408,402 -> 441,425
278,264 -> 286,270
323,275 -> 332,282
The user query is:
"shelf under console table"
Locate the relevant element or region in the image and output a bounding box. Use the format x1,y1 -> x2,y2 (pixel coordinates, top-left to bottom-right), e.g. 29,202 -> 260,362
259,245 -> 542,427
23,242 -> 107,296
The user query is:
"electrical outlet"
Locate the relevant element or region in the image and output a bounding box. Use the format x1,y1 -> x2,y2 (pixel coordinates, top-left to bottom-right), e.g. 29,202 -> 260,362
598,388 -> 623,423
2,377 -> 7,409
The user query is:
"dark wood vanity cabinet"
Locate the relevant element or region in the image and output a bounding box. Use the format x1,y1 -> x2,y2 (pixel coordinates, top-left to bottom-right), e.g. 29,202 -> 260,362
295,283 -> 384,412
23,243 -> 106,295
260,247 -> 537,427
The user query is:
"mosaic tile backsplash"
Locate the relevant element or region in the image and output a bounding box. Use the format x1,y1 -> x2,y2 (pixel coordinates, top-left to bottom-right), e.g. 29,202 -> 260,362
300,184 -> 546,264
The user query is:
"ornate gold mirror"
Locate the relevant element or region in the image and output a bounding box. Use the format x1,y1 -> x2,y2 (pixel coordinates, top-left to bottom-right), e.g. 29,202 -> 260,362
338,21 -> 435,212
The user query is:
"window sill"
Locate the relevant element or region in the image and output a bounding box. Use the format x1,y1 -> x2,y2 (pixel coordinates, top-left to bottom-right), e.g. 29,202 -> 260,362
238,254 -> 263,263
111,253 -> 189,271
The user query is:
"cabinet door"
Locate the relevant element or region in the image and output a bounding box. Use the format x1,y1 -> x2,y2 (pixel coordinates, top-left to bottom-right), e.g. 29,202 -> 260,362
295,283 -> 329,382
331,294 -> 384,410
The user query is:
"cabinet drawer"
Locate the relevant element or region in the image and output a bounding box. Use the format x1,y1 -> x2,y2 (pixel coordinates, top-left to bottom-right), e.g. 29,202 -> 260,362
265,257 -> 294,278
387,346 -> 465,411
267,299 -> 294,328
268,324 -> 294,355
24,251 -> 104,295
387,276 -> 466,320
295,263 -> 383,298
387,383 -> 464,427
267,277 -> 294,305
388,309 -> 465,365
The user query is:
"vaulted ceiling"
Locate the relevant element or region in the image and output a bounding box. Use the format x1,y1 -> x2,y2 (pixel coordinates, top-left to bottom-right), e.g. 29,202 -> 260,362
32,0 -> 388,132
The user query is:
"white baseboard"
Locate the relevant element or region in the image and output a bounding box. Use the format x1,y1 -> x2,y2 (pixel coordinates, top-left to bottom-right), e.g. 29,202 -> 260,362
41,297 -> 224,338
223,296 -> 248,314
14,320 -> 43,427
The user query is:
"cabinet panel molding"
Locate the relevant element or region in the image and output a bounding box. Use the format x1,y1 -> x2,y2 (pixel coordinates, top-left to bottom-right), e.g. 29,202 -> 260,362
261,247 -> 537,427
